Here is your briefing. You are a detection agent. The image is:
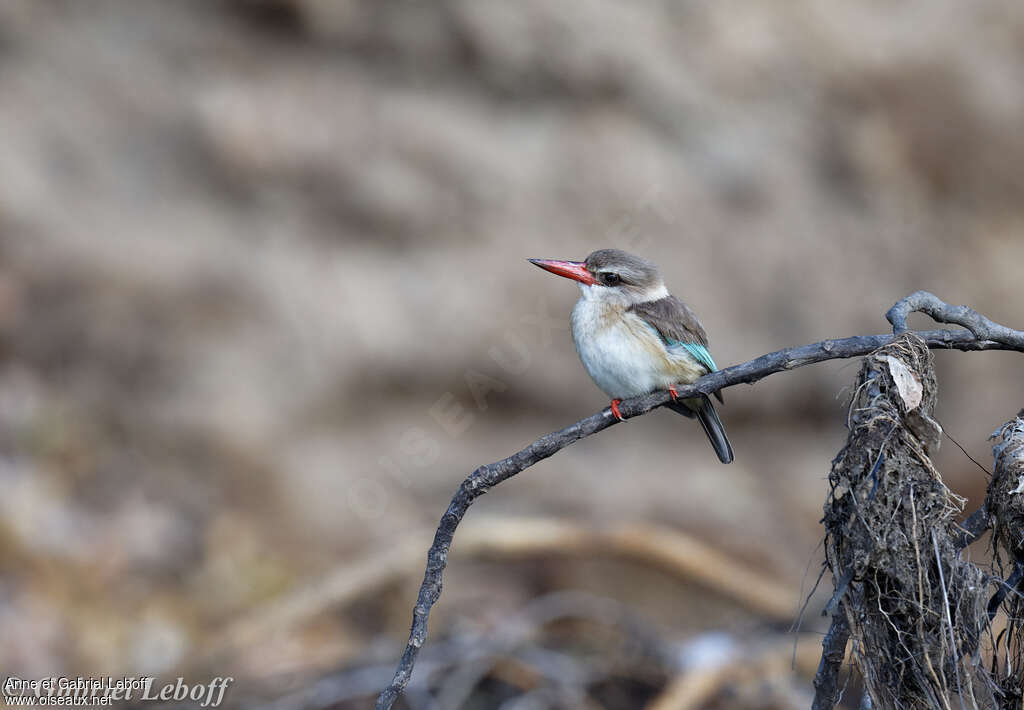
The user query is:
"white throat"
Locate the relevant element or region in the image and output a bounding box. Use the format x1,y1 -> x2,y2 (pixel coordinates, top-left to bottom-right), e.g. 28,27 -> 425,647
638,282 -> 669,302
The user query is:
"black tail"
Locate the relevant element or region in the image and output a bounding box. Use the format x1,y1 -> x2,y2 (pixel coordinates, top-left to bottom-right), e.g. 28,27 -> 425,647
666,395 -> 734,464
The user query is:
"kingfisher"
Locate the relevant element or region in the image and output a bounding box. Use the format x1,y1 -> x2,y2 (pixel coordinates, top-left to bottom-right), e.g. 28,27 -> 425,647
528,249 -> 733,464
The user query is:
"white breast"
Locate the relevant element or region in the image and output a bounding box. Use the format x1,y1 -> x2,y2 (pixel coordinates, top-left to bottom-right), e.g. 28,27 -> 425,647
570,295 -> 663,399
569,285 -> 707,399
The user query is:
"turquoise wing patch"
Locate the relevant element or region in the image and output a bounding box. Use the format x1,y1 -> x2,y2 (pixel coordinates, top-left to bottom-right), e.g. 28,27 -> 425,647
640,321 -> 718,372
669,340 -> 717,372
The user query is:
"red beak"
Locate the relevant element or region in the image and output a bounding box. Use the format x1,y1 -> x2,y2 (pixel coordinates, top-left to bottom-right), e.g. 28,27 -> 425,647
528,258 -> 597,285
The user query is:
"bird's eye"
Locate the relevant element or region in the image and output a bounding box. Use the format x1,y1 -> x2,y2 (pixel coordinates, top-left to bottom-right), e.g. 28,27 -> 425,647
601,272 -> 621,286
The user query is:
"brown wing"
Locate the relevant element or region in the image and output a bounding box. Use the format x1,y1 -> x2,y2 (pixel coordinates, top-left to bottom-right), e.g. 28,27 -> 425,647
629,296 -> 724,403
628,296 -> 708,347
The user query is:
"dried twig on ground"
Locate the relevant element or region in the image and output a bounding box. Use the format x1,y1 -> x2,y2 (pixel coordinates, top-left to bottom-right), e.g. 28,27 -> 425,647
457,517 -> 797,619
647,634 -> 828,710
210,516 -> 795,668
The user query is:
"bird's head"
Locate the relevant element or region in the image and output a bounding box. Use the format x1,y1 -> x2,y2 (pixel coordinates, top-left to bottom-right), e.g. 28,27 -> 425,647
528,249 -> 666,306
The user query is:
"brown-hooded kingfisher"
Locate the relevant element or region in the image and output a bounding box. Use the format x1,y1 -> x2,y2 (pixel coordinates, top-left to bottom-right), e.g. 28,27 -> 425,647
529,248 -> 733,464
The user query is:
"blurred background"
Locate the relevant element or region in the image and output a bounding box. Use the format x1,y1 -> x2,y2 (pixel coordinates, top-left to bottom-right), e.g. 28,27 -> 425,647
1,1 -> 1023,708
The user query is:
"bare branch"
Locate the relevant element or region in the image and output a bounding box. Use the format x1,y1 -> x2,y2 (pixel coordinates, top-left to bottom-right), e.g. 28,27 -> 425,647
812,612 -> 851,710
376,294 -> 1024,710
886,290 -> 1024,348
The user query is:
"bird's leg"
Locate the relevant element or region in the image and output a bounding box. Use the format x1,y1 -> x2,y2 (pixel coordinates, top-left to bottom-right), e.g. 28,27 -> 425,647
668,385 -> 680,402
610,399 -> 625,421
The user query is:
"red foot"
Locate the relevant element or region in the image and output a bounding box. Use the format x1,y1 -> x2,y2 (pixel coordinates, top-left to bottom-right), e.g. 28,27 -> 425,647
610,399 -> 625,421
668,385 -> 680,402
